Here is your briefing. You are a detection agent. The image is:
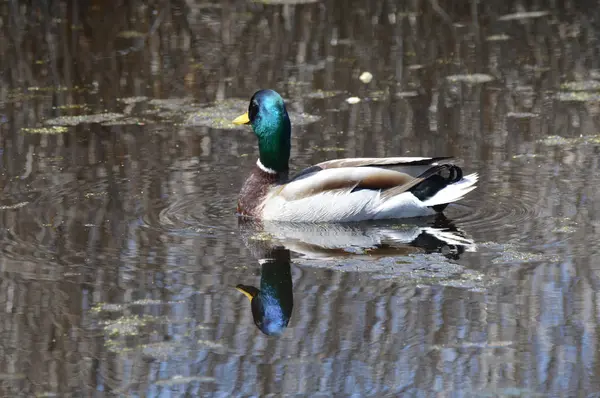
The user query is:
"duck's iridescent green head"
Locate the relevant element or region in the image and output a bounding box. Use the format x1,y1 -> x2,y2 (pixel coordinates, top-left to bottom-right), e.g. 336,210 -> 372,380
233,89 -> 291,173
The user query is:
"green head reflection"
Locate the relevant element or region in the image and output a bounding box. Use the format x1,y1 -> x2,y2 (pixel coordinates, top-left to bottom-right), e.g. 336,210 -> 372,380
236,246 -> 293,336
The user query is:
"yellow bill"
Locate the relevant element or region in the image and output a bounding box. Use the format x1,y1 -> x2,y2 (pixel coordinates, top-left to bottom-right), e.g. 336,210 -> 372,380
235,285 -> 257,301
233,112 -> 250,125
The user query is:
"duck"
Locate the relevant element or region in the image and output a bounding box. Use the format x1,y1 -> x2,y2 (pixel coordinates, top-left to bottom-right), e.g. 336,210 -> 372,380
232,89 -> 478,222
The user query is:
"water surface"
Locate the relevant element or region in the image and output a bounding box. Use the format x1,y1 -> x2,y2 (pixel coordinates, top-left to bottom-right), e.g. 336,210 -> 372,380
1,0 -> 600,396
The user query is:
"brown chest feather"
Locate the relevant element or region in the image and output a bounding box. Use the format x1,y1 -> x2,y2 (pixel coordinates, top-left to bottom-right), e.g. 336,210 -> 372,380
237,167 -> 286,217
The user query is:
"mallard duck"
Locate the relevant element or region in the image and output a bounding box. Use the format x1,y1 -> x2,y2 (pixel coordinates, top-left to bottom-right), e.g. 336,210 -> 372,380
233,89 -> 478,222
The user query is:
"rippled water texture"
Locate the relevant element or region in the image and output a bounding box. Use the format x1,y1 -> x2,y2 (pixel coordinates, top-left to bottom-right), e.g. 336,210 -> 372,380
1,0 -> 600,396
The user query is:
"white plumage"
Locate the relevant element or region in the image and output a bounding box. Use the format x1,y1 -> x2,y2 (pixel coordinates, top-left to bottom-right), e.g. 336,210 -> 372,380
255,220 -> 477,259
259,169 -> 479,222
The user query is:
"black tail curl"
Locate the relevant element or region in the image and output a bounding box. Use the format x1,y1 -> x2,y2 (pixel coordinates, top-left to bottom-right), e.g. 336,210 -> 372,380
409,164 -> 464,207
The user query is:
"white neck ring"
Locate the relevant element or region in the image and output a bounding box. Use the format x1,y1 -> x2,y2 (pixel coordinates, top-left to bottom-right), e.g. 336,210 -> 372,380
257,159 -> 277,174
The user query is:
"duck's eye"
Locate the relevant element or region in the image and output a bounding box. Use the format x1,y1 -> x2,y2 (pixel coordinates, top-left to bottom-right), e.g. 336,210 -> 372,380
249,100 -> 259,122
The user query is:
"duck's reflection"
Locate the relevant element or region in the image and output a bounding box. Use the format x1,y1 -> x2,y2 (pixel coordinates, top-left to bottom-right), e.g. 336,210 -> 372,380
236,215 -> 475,336
236,246 -> 293,336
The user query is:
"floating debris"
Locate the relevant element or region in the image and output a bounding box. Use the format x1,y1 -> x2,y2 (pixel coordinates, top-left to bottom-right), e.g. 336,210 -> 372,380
92,299 -> 185,314
196,325 -> 212,330
103,315 -> 148,336
552,225 -> 577,233
118,96 -> 149,104
523,65 -> 550,73
84,192 -> 108,199
101,117 -> 148,126
149,97 -> 195,109
512,153 -> 541,159
304,90 -> 342,99
486,34 -> 511,41
197,339 -> 228,352
506,112 -> 539,119
368,90 -> 388,101
0,201 -> 29,210
44,113 -> 125,126
346,96 -> 361,104
538,135 -> 600,146
560,80 -> 600,92
296,253 -> 497,291
515,85 -> 535,92
491,250 -> 553,265
185,99 -> 320,129
154,375 -> 215,386
395,91 -> 419,98
359,71 -> 373,84
21,126 -> 69,134
92,303 -> 125,313
498,11 -> 549,21
141,341 -> 182,360
0,373 -> 26,381
556,91 -> 600,102
537,136 -> 572,146
429,341 -> 514,350
446,74 -> 494,84
248,232 -> 275,242
117,30 -> 145,39
314,146 -> 345,152
52,104 -> 89,111
27,85 -> 70,92
131,298 -> 185,306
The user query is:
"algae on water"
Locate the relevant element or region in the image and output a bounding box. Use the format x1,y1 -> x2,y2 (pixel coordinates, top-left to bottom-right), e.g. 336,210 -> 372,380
560,80 -> 600,92
44,113 -> 125,126
556,91 -> 600,102
185,98 -> 320,129
21,126 -> 69,134
538,135 -> 600,146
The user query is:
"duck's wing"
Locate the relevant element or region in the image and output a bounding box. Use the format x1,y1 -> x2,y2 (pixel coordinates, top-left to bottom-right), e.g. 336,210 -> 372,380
277,166 -> 442,201
315,156 -> 452,169
291,156 -> 452,181
264,163 -> 474,222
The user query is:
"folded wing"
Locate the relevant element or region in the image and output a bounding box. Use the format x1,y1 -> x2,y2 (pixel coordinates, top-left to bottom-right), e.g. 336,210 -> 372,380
315,156 -> 452,169
290,156 -> 453,182
278,167 -> 415,201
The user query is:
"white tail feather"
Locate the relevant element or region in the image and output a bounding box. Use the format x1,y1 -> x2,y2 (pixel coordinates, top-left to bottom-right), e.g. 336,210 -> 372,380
421,227 -> 477,251
422,173 -> 479,207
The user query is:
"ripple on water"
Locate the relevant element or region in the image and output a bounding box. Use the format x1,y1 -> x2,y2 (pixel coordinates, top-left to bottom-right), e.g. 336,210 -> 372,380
443,167 -> 543,244
444,155 -> 581,258
446,189 -> 540,241
141,192 -> 236,237
0,177 -> 123,270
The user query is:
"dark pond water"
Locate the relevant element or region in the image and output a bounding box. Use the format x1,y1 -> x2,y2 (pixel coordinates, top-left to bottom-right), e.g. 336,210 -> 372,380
1,0 -> 600,396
